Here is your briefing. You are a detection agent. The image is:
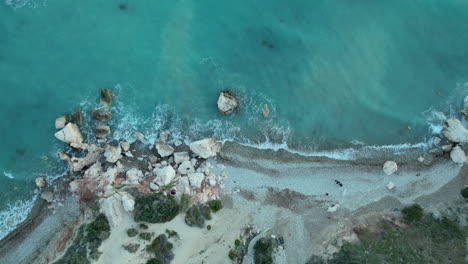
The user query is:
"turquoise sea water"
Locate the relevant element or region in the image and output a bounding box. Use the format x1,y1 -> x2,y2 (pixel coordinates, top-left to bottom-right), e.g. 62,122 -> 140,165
2,0 -> 468,238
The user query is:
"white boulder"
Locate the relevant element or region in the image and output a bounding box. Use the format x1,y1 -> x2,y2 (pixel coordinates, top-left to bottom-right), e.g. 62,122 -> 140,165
35,176 -> 47,188
188,172 -> 205,188
153,166 -> 176,186
450,146 -> 467,164
60,143 -> 104,172
386,182 -> 395,190
217,91 -> 238,114
121,193 -> 135,212
442,118 -> 468,143
174,152 -> 190,164
40,191 -> 54,203
178,160 -> 195,175
104,144 -> 122,163
126,168 -> 144,184
54,123 -> 83,144
383,161 -> 398,175
120,141 -> 130,152
134,132 -> 145,143
327,204 -> 340,213
95,125 -> 111,139
189,138 -> 222,159
99,193 -> 125,228
156,142 -> 174,158
55,115 -> 70,129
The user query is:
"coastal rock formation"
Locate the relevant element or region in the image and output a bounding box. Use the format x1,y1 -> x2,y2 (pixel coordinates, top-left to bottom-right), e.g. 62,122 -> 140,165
35,176 -> 47,188
442,117 -> 468,143
55,115 -> 70,129
188,172 -> 205,188
153,166 -> 176,186
383,161 -> 398,175
91,109 -> 113,122
54,123 -> 83,144
174,152 -> 190,164
99,193 -> 125,228
95,125 -> 111,139
155,142 -> 174,158
189,138 -> 222,159
450,146 -> 466,164
217,91 -> 238,114
100,88 -> 113,107
60,143 -> 104,172
104,144 -> 122,163
178,160 -> 195,175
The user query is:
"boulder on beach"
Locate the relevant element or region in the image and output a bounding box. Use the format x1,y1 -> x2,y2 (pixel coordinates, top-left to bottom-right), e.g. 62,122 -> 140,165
217,91 -> 238,114
178,160 -> 195,175
189,138 -> 222,159
442,117 -> 468,143
35,176 -> 47,188
126,168 -> 144,184
155,142 -> 174,158
450,146 -> 467,164
383,161 -> 398,175
153,166 -> 176,186
100,88 -> 113,107
174,152 -> 190,164
91,109 -> 113,122
104,144 -> 122,163
72,109 -> 83,126
55,115 -> 70,129
121,193 -> 135,212
188,172 -> 205,188
54,123 -> 84,144
95,125 -> 111,139
120,141 -> 130,152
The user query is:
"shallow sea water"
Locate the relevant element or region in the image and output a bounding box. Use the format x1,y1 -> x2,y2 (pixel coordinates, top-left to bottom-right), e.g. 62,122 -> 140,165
1,0 -> 468,237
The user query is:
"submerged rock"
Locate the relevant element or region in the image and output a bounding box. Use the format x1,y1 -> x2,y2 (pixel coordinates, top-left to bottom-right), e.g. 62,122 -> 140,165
450,146 -> 467,164
189,138 -> 222,159
442,118 -> 468,143
95,124 -> 111,139
104,144 -> 122,163
217,91 -> 238,114
55,115 -> 70,129
263,104 -> 270,118
383,161 -> 398,175
35,176 -> 47,188
92,109 -> 113,122
54,123 -> 83,144
72,109 -> 83,126
100,88 -> 113,107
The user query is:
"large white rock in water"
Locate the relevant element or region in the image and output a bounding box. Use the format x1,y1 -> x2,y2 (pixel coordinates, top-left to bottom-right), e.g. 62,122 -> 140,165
217,91 -> 238,114
121,193 -> 135,212
189,138 -> 222,159
450,146 -> 467,164
55,115 -> 70,129
99,193 -> 125,228
153,166 -> 176,186
54,123 -> 83,144
155,142 -> 174,158
383,161 -> 398,175
442,118 -> 468,143
174,152 -> 190,164
104,144 -> 122,163
188,172 -> 205,188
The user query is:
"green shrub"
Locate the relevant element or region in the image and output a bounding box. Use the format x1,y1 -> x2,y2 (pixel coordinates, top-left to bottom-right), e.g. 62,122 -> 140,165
402,204 -> 424,222
122,243 -> 140,253
234,239 -> 241,248
165,229 -> 178,239
253,237 -> 274,264
146,234 -> 174,264
207,225 -> 212,231
146,259 -> 162,264
139,232 -> 153,241
461,187 -> 468,199
228,250 -> 236,260
209,200 -> 223,213
200,204 -> 212,220
127,228 -> 138,237
180,193 -> 191,213
134,193 -> 179,223
185,205 -> 205,228
139,223 -> 149,229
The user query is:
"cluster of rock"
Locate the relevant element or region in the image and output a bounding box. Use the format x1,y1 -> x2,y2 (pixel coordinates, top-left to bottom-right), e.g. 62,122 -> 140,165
439,117 -> 468,163
50,89 -> 228,228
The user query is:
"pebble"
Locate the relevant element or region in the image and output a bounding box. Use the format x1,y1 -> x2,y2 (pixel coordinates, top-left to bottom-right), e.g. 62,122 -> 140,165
161,161 -> 168,166
387,182 -> 395,190
417,156 -> 424,163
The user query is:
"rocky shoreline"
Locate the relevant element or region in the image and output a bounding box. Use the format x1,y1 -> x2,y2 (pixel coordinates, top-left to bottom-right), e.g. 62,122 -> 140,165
0,89 -> 467,264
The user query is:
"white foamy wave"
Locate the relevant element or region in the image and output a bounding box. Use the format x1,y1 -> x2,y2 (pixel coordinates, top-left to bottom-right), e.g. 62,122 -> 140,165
0,196 -> 37,240
5,0 -> 45,9
3,171 -> 14,179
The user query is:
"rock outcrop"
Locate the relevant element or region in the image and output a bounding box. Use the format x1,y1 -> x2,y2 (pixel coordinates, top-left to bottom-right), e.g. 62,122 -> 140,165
35,176 -> 47,188
55,115 -> 70,129
72,109 -> 83,126
91,109 -> 113,122
450,146 -> 467,164
383,161 -> 398,175
100,89 -> 113,107
99,193 -> 125,228
54,123 -> 83,144
59,143 -> 104,172
217,91 -> 238,114
104,144 -> 122,163
442,118 -> 468,143
153,166 -> 176,186
189,138 -> 222,159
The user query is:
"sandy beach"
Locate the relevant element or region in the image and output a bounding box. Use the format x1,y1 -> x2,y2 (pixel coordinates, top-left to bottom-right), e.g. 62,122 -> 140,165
0,139 -> 465,264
